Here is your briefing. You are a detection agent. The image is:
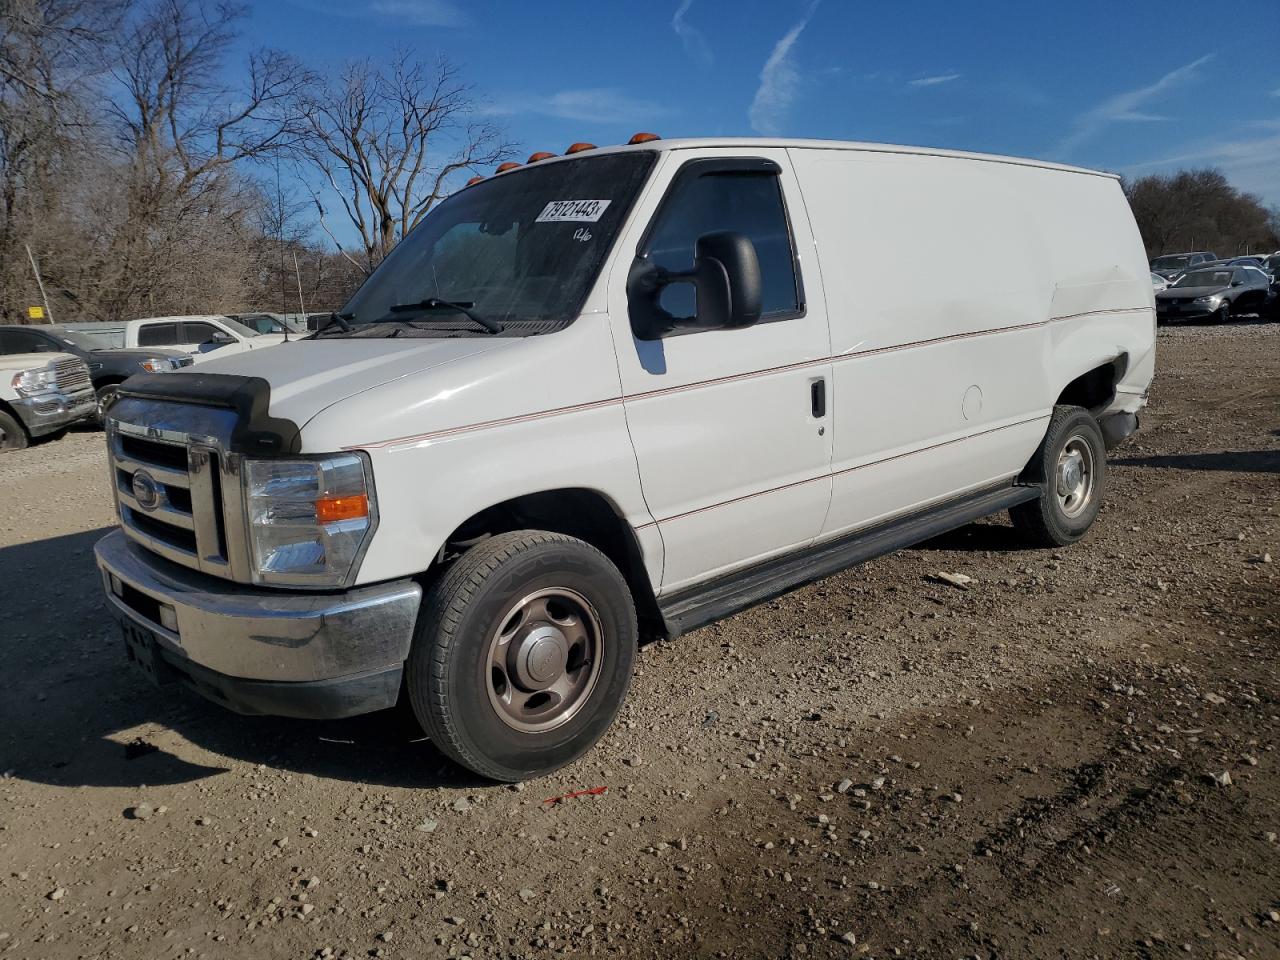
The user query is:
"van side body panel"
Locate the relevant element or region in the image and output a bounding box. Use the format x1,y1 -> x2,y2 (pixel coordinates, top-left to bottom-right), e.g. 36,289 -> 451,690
787,147 -> 1152,540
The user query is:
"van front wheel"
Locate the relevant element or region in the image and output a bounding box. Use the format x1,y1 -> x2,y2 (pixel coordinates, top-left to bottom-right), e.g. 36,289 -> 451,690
406,530 -> 637,782
1010,405 -> 1106,547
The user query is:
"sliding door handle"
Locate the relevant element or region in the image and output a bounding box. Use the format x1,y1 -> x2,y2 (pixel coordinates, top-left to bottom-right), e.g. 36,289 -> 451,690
810,378 -> 826,418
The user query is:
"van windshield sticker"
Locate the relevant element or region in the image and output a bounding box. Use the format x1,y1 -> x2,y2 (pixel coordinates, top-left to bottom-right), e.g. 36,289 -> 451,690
535,199 -> 611,223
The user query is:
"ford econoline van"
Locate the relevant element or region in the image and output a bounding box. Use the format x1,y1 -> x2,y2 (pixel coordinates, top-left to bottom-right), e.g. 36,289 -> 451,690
95,136 -> 1155,781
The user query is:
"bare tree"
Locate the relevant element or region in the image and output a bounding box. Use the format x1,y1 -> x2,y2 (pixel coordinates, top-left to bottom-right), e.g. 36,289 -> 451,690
0,0 -> 127,319
1125,169 -> 1279,258
87,0 -> 314,317
295,51 -> 513,273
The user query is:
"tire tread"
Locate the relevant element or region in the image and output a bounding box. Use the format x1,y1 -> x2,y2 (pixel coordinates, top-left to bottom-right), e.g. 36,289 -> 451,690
408,530 -> 631,781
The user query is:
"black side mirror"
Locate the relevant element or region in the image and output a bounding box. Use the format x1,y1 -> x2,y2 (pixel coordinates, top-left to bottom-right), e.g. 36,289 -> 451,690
628,231 -> 763,340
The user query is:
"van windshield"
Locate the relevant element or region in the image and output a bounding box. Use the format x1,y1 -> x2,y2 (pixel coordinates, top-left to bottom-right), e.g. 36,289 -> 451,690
336,151 -> 657,337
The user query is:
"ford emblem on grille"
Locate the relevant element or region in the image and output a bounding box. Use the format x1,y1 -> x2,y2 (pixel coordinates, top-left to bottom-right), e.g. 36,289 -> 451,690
131,470 -> 161,511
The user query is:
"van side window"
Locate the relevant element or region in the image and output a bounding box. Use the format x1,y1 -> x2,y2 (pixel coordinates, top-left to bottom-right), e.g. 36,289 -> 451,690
644,169 -> 801,321
137,322 -> 179,346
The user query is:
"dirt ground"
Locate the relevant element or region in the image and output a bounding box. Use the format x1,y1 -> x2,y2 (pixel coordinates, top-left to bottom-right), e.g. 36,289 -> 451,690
1,320 -> 1277,960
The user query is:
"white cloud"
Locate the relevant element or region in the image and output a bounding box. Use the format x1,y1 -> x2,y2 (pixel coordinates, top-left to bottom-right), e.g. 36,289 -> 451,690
484,88 -> 670,125
749,1 -> 821,136
672,0 -> 713,69
1055,53 -> 1214,156
908,73 -> 961,88
284,0 -> 466,27
1126,132 -> 1280,204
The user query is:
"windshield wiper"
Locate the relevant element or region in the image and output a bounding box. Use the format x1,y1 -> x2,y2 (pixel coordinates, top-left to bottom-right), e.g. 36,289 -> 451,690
388,298 -> 504,334
314,311 -> 354,335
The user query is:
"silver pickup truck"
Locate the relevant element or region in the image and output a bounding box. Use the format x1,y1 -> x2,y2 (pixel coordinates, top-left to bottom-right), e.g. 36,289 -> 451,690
0,352 -> 95,449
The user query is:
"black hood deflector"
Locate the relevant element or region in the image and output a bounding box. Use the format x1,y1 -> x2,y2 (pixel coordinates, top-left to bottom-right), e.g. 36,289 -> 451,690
115,373 -> 301,455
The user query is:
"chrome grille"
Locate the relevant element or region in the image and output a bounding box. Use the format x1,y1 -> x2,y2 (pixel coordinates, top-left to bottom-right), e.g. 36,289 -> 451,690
106,397 -> 249,582
54,357 -> 92,392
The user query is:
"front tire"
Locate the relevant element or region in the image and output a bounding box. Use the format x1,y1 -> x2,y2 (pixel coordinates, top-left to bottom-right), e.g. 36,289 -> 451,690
406,530 -> 637,781
1010,405 -> 1106,547
0,410 -> 29,450
1214,301 -> 1231,324
94,383 -> 120,427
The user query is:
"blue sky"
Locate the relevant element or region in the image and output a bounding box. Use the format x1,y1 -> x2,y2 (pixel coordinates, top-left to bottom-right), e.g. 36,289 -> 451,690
244,0 -> 1280,237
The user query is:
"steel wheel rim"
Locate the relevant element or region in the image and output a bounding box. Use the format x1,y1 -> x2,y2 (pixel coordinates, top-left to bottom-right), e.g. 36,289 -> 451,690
1055,435 -> 1096,519
485,586 -> 604,734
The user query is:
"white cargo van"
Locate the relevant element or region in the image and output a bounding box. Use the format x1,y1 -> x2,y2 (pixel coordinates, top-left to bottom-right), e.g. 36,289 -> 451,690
95,137 -> 1154,781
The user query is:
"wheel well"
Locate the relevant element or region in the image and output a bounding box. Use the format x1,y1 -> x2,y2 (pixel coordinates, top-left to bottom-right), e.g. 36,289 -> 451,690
1056,358 -> 1124,414
436,489 -> 664,637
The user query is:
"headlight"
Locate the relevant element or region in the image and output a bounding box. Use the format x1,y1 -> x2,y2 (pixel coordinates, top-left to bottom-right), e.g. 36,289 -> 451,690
1193,295 -> 1221,305
140,358 -> 172,373
11,368 -> 57,396
244,453 -> 377,587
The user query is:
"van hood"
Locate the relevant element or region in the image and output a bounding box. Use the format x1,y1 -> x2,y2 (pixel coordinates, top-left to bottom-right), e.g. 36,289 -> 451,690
179,336 -> 516,426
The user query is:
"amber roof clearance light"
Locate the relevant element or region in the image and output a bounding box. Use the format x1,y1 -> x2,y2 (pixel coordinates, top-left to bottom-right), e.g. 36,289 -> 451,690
527,151 -> 556,163
466,176 -> 485,186
565,142 -> 597,154
495,161 -> 522,173
628,132 -> 661,144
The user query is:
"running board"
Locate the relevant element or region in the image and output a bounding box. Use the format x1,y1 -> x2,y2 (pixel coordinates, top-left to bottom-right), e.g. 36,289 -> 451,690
657,483 -> 1040,638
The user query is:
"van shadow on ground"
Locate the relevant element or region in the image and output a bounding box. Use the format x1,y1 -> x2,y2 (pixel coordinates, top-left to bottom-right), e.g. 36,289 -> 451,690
0,527 -> 483,792
1113,449 -> 1280,474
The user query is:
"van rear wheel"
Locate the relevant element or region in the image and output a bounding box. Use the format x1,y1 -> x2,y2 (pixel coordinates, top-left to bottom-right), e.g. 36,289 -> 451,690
406,530 -> 637,782
1010,405 -> 1106,547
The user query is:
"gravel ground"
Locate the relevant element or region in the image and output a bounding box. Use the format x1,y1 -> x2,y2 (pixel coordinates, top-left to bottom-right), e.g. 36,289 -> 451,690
0,320 -> 1277,960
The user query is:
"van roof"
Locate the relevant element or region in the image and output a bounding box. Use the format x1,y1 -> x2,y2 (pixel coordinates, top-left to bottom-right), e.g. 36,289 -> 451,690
498,137 -> 1118,181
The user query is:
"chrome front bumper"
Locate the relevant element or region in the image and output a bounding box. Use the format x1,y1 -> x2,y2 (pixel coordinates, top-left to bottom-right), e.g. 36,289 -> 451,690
94,530 -> 422,718
13,387 -> 95,436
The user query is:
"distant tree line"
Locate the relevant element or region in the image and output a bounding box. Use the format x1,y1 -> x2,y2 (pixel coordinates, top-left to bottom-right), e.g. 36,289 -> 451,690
1124,169 -> 1279,260
0,0 -> 512,323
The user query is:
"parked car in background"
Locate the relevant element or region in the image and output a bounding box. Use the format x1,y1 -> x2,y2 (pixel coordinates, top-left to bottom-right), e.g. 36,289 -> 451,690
0,351 -> 95,449
62,315 -> 285,359
1150,272 -> 1169,293
1149,251 -> 1217,280
1155,265 -> 1272,323
229,312 -> 307,336
0,324 -> 192,423
95,135 -> 1154,781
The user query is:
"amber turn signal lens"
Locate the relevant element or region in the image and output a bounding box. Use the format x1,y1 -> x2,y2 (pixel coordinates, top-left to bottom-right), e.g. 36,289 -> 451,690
315,493 -> 369,524
565,142 -> 596,154
628,132 -> 660,144
527,151 -> 556,162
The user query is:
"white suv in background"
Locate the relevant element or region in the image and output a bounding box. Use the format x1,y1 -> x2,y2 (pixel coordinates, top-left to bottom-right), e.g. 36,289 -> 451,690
63,315 -> 285,360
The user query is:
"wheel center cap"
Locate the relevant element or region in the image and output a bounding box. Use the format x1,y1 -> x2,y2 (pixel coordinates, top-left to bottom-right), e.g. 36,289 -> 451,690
1058,454 -> 1083,496
513,626 -> 568,689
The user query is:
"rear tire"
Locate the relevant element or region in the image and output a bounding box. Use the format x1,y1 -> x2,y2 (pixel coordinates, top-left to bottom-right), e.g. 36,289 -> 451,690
1214,301 -> 1231,324
0,410 -> 29,450
1010,405 -> 1106,547
406,530 -> 637,781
